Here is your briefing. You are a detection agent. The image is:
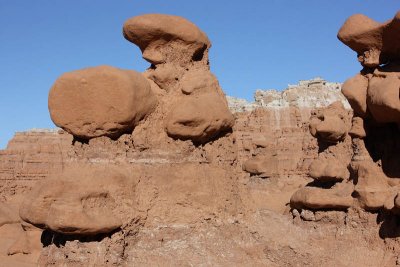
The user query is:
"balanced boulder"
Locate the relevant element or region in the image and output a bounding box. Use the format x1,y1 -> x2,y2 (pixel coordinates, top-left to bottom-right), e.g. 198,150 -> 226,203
165,93 -> 234,144
123,14 -> 211,65
49,65 -> 157,140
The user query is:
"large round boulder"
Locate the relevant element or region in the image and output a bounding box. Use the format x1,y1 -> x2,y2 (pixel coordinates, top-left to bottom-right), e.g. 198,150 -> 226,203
165,93 -> 234,144
49,65 -> 157,139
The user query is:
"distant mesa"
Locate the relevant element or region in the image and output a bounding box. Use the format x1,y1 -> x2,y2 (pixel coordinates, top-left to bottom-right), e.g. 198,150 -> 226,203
227,77 -> 350,113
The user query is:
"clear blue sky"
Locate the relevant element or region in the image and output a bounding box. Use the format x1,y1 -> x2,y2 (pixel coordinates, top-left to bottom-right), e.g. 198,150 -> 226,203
0,1 -> 398,148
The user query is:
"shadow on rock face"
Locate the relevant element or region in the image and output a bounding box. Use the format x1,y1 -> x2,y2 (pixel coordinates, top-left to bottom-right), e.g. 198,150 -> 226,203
378,211 -> 400,239
40,228 -> 121,248
364,123 -> 400,178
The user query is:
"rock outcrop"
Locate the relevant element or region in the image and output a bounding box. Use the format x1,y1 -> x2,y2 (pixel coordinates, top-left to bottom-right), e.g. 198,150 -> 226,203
227,77 -> 350,113
123,14 -> 210,65
290,11 -> 400,216
124,14 -> 234,144
20,164 -> 136,235
49,66 -> 157,140
2,11 -> 400,267
338,11 -> 400,67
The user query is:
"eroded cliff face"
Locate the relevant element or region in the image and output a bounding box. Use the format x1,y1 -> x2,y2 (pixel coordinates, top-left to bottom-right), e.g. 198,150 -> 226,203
1,11 -> 400,267
1,91 -> 394,267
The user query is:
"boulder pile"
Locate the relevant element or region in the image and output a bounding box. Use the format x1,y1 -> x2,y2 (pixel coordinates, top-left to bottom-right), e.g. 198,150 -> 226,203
290,11 -> 400,213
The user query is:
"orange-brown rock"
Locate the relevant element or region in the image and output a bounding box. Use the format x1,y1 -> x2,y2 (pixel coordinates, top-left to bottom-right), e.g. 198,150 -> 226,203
338,11 -> 400,67
165,93 -> 234,144
309,101 -> 351,143
20,164 -> 136,235
349,117 -> 367,138
351,161 -> 393,211
290,183 -> 354,210
367,65 -> 400,125
341,73 -> 368,118
123,14 -> 211,65
242,154 -> 278,177
309,157 -> 350,182
49,65 -> 157,140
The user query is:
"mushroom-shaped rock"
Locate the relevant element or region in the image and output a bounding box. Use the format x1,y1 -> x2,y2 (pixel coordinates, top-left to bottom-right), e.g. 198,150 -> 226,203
165,93 -> 234,144
367,66 -> 400,124
123,14 -> 211,65
341,73 -> 368,118
20,164 -> 136,235
49,65 -> 157,140
309,101 -> 351,143
309,157 -> 350,182
338,11 -> 400,67
242,155 -> 278,177
290,183 -> 354,210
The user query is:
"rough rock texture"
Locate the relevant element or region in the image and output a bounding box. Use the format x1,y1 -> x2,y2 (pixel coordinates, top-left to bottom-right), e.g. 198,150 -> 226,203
289,11 -> 400,234
20,164 -> 136,235
166,93 -> 233,144
49,66 -> 157,139
227,77 -> 350,113
309,101 -> 351,143
2,11 -> 400,267
338,11 -> 400,67
123,14 -> 234,144
123,14 -> 210,65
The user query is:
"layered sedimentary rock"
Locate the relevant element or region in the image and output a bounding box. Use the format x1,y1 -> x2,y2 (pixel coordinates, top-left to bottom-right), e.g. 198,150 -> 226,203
2,11 -> 400,267
227,77 -> 350,113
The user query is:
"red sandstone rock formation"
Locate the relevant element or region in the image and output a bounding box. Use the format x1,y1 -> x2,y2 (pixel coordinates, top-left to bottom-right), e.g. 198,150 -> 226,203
290,10 -> 400,219
49,66 -> 157,139
2,11 -> 400,267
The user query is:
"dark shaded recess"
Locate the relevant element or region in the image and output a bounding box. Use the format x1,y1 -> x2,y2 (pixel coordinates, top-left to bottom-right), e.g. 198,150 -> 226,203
317,139 -> 335,153
41,228 -> 121,248
364,122 -> 400,178
72,136 -> 89,145
168,127 -> 233,147
192,44 -> 207,62
378,210 -> 400,238
306,180 -> 337,189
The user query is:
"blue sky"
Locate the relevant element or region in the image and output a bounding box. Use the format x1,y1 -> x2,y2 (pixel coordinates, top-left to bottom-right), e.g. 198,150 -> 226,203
0,1 -> 398,148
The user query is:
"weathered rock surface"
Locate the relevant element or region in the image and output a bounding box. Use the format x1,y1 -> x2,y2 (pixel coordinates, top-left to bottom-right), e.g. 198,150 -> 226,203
49,65 -> 157,139
290,184 -> 354,210
165,93 -> 234,144
341,73 -> 368,118
309,157 -> 350,182
20,164 -> 136,235
123,14 -> 210,65
228,77 -> 350,113
309,101 -> 351,143
338,11 -> 400,67
3,10 -> 400,267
